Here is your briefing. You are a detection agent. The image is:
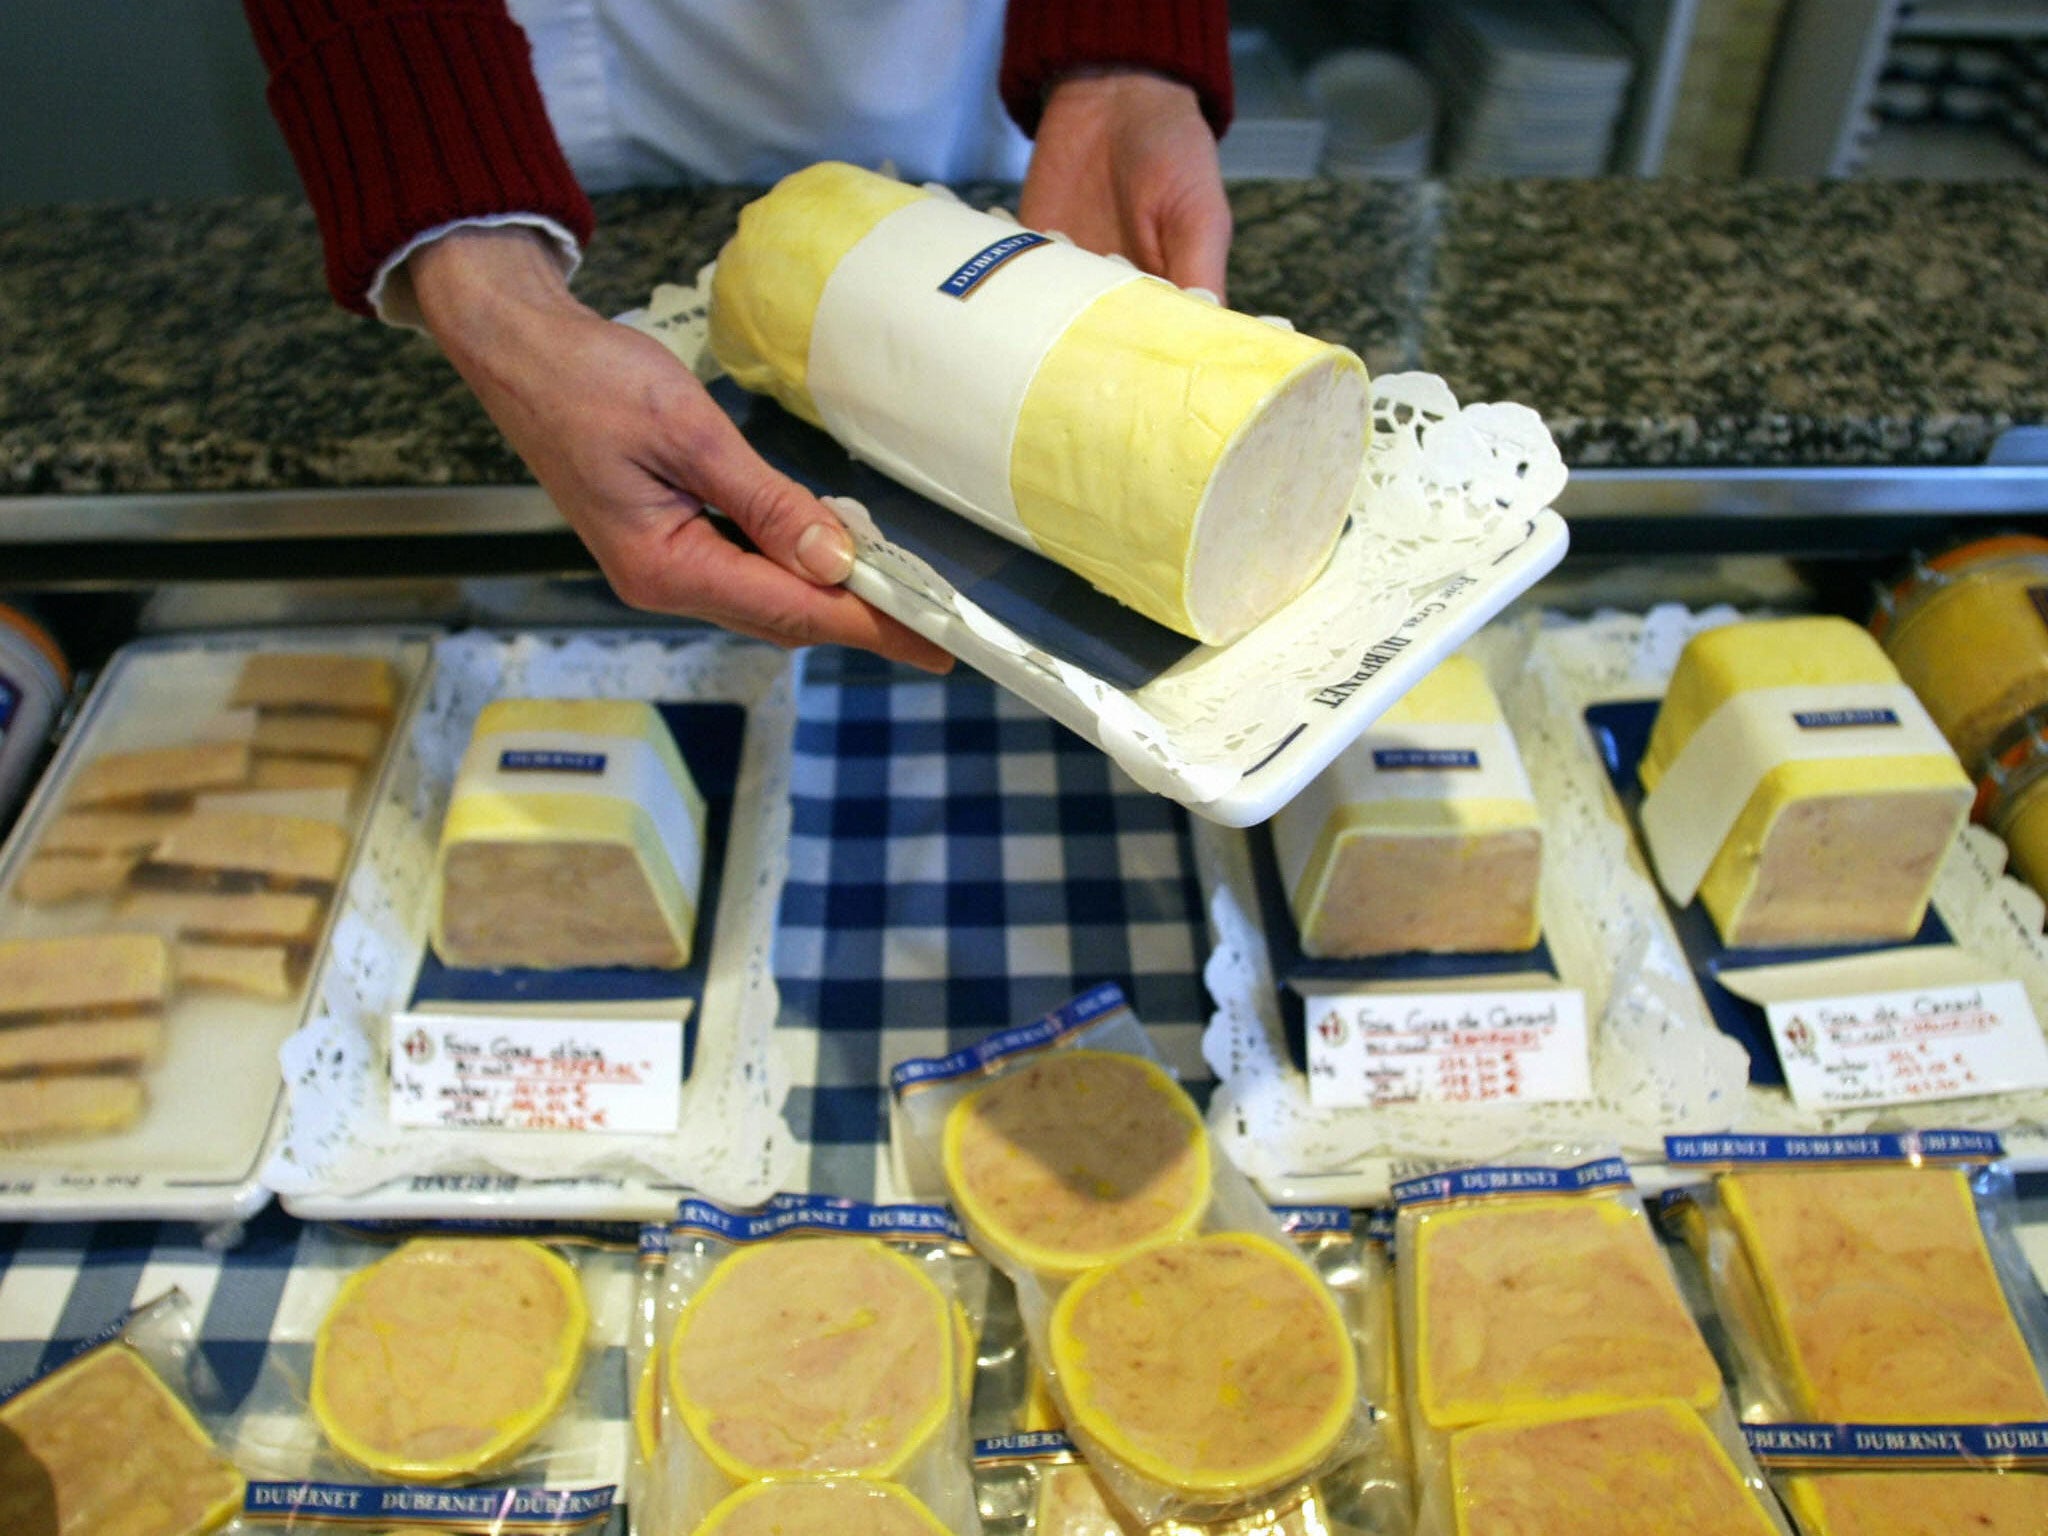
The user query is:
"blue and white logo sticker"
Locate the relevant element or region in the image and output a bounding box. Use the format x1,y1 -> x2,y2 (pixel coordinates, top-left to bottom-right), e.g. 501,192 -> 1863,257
1793,708 -> 1902,730
938,232 -> 1051,298
498,749 -> 607,774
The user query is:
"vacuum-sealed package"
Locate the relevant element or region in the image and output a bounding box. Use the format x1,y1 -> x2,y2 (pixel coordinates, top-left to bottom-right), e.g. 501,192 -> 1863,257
223,1224 -> 629,1534
654,1193 -> 985,1534
1392,1150 -> 1786,1536
0,1290 -> 243,1536
1744,1421 -> 2048,1536
628,1223 -> 670,1536
971,1205 -> 1412,1536
1660,1130 -> 2048,1425
892,984 -> 1382,1528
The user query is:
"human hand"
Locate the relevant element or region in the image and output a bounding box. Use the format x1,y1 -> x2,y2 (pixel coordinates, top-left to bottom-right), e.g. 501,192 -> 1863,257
408,226 -> 953,672
1019,69 -> 1232,299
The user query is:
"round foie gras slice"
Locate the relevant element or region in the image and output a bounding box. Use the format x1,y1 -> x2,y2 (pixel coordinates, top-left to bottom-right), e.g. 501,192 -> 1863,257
691,1478 -> 951,1536
1049,1232 -> 1357,1498
311,1237 -> 588,1481
943,1050 -> 1210,1279
668,1236 -> 955,1481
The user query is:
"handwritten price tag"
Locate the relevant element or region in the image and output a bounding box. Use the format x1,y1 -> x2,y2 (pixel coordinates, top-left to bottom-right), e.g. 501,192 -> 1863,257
1766,980 -> 2048,1111
388,1012 -> 683,1134
1302,988 -> 1591,1110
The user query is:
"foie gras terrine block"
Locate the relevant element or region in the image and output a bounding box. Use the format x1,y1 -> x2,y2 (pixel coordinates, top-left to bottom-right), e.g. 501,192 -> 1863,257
709,161 -> 1370,646
1269,654 -> 1542,958
431,699 -> 708,970
1637,616 -> 1971,949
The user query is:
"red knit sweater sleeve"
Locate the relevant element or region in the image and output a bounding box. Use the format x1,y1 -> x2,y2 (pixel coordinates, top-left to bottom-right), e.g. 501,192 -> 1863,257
1000,0 -> 1234,139
242,0 -> 593,316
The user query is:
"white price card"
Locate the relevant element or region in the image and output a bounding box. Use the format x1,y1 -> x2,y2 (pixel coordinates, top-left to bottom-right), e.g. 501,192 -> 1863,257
388,1012 -> 684,1134
1765,980 -> 2048,1111
1303,988 -> 1591,1110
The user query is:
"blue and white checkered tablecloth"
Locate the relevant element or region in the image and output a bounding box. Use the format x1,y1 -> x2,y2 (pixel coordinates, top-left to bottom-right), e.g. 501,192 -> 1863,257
0,652 -> 1220,1520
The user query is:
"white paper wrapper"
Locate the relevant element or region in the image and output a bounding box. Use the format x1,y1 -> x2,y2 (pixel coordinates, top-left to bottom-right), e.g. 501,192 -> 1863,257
264,630 -> 799,1211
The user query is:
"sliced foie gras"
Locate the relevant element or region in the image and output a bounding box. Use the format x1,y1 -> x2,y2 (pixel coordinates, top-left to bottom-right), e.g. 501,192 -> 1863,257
231,652 -> 398,719
1781,1470 -> 2048,1535
1414,1195 -> 1722,1430
1447,1400 -> 1778,1536
173,942 -> 297,1001
691,1478 -> 951,1535
1721,1167 -> 2048,1420
0,1076 -> 146,1143
0,1018 -> 161,1076
67,740 -> 251,811
249,713 -> 385,764
0,934 -> 170,1025
0,1341 -> 244,1536
14,852 -> 141,906
1048,1232 -> 1356,1498
250,755 -> 361,793
311,1237 -> 588,1481
122,889 -> 326,946
37,810 -> 185,856
667,1236 -> 954,1481
136,812 -> 348,895
942,1049 -> 1210,1277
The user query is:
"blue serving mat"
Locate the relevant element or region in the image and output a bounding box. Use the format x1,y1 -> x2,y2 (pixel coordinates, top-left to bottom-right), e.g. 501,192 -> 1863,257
1245,818 -> 1558,1072
407,700 -> 750,1078
1584,698 -> 1951,1088
709,376 -> 1196,691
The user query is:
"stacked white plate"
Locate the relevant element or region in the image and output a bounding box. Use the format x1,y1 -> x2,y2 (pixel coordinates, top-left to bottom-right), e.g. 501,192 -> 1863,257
1419,0 -> 1636,176
1306,48 -> 1438,179
1219,28 -> 1327,180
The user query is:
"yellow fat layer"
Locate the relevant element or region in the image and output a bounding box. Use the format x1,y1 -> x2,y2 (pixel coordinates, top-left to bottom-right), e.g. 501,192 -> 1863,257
1383,654 -> 1508,726
1008,278 -> 1365,638
708,162 -> 924,427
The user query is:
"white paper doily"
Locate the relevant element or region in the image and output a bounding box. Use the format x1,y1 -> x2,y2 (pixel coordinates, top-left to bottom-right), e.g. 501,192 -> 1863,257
626,268 -> 1568,825
263,630 -> 800,1210
1204,604 -> 2048,1200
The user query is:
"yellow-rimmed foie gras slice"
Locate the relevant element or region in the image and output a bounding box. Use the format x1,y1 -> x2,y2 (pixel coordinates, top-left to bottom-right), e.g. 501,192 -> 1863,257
1447,1400 -> 1779,1536
0,1341 -> 244,1536
667,1236 -> 954,1482
230,652 -> 397,720
67,740 -> 251,811
310,1237 -> 589,1482
1048,1231 -> 1357,1499
1720,1166 -> 2048,1421
943,1049 -> 1210,1279
1781,1470 -> 2048,1535
1414,1195 -> 1721,1431
691,1478 -> 953,1536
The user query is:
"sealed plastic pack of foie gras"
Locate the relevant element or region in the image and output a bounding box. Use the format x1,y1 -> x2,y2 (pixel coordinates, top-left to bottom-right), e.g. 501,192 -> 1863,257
625,164 -> 1568,827
1656,1130 -> 2048,1430
626,1223 -> 669,1536
1741,1417 -> 2048,1536
0,1289 -> 244,1536
1391,1149 -> 1789,1536
891,985 -> 1383,1528
221,1222 -> 632,1535
969,1204 -> 1413,1536
265,630 -> 800,1221
0,628 -> 432,1221
650,1193 -> 986,1534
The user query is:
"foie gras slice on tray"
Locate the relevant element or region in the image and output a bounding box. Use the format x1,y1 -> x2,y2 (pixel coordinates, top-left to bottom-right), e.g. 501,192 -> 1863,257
693,1479 -> 951,1536
0,933 -> 170,1141
709,161 -> 1371,647
431,698 -> 708,971
1270,654 -> 1543,958
1636,616 -> 1972,949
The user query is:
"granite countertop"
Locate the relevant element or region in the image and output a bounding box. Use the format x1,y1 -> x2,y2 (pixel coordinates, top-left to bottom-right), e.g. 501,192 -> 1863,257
3,178 -> 2046,497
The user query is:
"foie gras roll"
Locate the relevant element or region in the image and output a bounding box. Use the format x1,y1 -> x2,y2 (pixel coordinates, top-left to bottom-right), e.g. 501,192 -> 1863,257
1047,1232 -> 1357,1498
943,1049 -> 1210,1279
667,1236 -> 955,1482
710,162 -> 1371,646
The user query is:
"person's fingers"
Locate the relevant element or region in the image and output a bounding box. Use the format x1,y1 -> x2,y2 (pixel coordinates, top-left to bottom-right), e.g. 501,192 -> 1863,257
604,515 -> 955,673
662,402 -> 860,589
1158,196 -> 1233,302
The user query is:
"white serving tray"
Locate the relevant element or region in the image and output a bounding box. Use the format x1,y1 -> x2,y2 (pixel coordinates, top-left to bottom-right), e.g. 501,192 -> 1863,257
625,278 -> 1571,826
0,627 -> 436,1222
266,629 -> 801,1220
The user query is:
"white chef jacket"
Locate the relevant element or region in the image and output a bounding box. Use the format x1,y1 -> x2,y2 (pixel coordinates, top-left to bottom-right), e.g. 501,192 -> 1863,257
376,0 -> 1034,321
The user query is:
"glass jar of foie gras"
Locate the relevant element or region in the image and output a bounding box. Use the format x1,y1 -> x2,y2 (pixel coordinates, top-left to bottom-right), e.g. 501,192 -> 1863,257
1393,1149 -> 1791,1536
655,1194 -> 986,1534
1975,713 -> 2048,906
1658,1130 -> 2048,1536
971,1206 -> 1412,1535
0,1291 -> 242,1536
1873,534 -> 2048,777
223,1225 -> 624,1536
891,984 -> 1384,1529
